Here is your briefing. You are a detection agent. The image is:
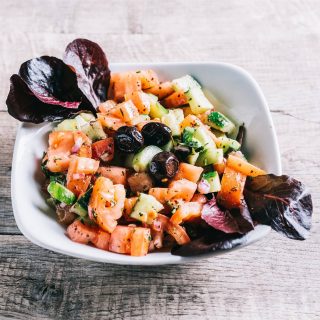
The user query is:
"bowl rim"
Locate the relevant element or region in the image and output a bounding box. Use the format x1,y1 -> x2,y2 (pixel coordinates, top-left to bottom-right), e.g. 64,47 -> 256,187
11,61 -> 282,265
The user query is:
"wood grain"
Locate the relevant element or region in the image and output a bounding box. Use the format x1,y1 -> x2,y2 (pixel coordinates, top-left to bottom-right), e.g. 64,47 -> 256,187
0,233 -> 319,320
0,0 -> 320,319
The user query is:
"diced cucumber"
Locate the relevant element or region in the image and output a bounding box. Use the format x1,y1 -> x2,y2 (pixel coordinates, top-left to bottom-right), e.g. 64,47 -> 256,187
161,110 -> 181,136
55,119 -> 78,131
132,145 -> 162,172
148,93 -> 158,104
172,75 -> 213,114
81,120 -> 107,141
150,101 -> 168,119
148,94 -> 169,119
75,114 -> 89,129
207,111 -> 235,134
71,187 -> 93,217
71,202 -> 87,217
56,113 -> 106,141
172,75 -> 200,92
182,127 -> 202,150
80,113 -> 96,122
202,171 -> 221,192
47,182 -> 76,205
196,148 -> 223,166
131,114 -> 150,126
216,136 -> 241,154
161,139 -> 174,152
193,126 -> 216,149
130,193 -> 164,224
182,126 -> 215,151
185,87 -> 214,114
187,150 -> 199,165
171,108 -> 184,124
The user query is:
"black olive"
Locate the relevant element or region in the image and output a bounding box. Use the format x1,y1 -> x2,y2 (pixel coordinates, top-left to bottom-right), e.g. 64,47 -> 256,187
149,151 -> 179,181
173,145 -> 191,161
114,126 -> 144,153
141,122 -> 172,146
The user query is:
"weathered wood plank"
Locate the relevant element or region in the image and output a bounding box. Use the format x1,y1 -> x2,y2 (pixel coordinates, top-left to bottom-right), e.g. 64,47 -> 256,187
0,112 -> 19,234
0,233 -> 319,320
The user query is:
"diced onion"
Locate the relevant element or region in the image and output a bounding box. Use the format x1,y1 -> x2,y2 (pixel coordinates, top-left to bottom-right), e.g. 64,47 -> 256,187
197,179 -> 210,194
71,137 -> 83,153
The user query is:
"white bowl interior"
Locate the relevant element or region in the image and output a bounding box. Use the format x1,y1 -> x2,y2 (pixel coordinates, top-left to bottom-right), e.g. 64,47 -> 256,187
11,62 -> 281,265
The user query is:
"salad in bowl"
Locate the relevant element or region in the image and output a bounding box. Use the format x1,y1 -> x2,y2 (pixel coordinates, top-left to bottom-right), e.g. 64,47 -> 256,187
6,39 -> 313,259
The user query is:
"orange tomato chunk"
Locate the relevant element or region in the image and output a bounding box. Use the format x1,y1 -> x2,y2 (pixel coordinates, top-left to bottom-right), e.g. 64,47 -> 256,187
130,227 -> 151,256
173,163 -> 204,183
227,154 -> 266,177
168,179 -> 197,202
216,166 -> 246,209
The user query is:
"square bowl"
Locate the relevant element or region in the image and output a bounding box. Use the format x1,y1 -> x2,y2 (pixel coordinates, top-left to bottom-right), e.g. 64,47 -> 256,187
11,62 -> 281,265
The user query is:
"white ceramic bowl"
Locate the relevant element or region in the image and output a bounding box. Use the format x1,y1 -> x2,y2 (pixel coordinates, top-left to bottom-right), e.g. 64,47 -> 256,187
11,62 -> 281,265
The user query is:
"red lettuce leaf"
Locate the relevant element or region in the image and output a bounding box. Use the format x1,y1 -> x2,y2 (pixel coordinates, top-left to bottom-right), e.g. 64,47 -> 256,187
201,197 -> 240,233
171,228 -> 244,256
19,56 -> 85,109
230,201 -> 254,234
6,74 -> 94,123
63,38 -> 110,108
201,196 -> 254,234
244,174 -> 312,240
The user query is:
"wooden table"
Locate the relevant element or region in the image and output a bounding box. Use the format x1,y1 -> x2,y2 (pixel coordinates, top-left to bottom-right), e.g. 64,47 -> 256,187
1,1 -> 319,319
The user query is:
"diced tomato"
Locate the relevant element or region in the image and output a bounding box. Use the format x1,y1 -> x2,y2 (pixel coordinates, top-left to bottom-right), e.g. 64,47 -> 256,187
108,72 -> 142,102
91,229 -> 111,250
149,188 -> 169,204
109,225 -> 134,254
216,166 -> 246,209
144,81 -> 174,100
226,154 -> 266,177
66,220 -> 97,244
98,166 -> 128,185
168,179 -> 197,202
125,91 -> 151,114
123,197 -> 138,220
67,175 -> 92,198
170,202 -> 203,225
67,220 -> 111,251
108,100 -> 139,124
138,69 -> 159,89
73,131 -> 92,158
73,157 -> 99,174
66,156 -> 99,197
92,137 -> 114,162
130,227 -> 151,256
156,214 -> 190,245
213,158 -> 226,175
163,91 -> 188,108
98,100 -> 117,113
191,193 -> 208,204
173,163 -> 204,183
89,177 -> 126,233
98,113 -> 126,131
46,131 -> 92,173
180,115 -> 202,131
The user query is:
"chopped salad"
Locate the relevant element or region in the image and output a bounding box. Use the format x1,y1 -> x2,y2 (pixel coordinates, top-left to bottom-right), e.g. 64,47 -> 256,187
6,39 -> 312,257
